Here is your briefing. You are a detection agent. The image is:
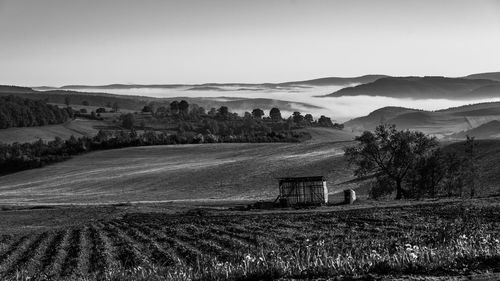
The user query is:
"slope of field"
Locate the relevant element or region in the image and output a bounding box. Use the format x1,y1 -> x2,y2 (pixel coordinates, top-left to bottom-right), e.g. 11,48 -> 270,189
0,119 -> 109,144
448,120 -> 500,140
0,200 -> 498,280
324,76 -> 500,99
0,128 -> 355,204
342,107 -> 422,132
344,102 -> 500,138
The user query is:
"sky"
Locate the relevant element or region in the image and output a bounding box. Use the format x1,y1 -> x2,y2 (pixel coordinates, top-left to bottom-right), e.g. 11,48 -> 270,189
1,0 -> 500,86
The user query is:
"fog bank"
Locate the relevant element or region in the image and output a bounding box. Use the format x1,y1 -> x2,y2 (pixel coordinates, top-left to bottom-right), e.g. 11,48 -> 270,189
58,85 -> 500,122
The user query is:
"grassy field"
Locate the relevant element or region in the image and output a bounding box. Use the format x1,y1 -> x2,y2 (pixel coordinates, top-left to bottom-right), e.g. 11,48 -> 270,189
0,118 -> 109,144
0,198 -> 498,280
0,128 -> 356,204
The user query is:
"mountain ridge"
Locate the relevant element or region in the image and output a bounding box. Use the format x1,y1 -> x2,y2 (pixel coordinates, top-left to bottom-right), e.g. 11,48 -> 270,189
32,72 -> 500,90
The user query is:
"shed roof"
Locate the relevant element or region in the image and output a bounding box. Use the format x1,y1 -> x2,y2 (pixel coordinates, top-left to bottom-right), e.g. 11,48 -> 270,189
278,176 -> 326,182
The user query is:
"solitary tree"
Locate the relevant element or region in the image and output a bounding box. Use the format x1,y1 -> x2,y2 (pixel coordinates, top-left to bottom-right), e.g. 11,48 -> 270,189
252,108 -> 264,119
344,124 -> 438,199
269,107 -> 282,121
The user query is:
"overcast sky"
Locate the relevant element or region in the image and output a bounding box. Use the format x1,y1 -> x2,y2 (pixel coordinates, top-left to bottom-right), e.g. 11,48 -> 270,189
1,0 -> 499,86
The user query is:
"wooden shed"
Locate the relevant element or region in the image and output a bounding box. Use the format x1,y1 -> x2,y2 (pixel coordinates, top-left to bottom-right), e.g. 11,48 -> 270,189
275,176 -> 328,206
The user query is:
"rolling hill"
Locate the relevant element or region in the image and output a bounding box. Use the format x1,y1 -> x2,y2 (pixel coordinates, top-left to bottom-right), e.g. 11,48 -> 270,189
0,127 -> 355,204
463,71 -> 500,82
447,120 -> 500,140
344,102 -> 500,137
0,86 -> 153,111
323,76 -> 500,99
277,75 -> 388,86
0,119 -> 110,144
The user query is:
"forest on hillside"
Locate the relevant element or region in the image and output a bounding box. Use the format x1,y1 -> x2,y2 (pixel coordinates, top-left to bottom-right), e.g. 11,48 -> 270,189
0,96 -> 74,129
0,97 -> 345,175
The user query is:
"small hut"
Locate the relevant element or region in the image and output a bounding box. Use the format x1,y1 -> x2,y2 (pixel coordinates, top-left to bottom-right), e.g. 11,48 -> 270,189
275,176 -> 328,207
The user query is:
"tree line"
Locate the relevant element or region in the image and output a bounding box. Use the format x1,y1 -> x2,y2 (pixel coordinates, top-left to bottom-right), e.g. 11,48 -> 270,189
0,98 -> 338,175
345,124 -> 480,200
134,100 -> 343,130
0,95 -> 74,129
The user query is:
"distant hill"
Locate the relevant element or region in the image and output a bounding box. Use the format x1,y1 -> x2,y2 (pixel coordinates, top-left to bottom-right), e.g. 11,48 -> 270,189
0,88 -> 154,111
447,120 -> 500,140
28,72 -> 500,91
463,72 -> 500,82
278,75 -> 388,86
34,75 -> 387,91
0,95 -> 73,129
323,76 -> 500,99
0,85 -> 322,114
57,84 -> 184,90
344,102 -> 500,138
0,85 -> 34,93
342,106 -> 420,131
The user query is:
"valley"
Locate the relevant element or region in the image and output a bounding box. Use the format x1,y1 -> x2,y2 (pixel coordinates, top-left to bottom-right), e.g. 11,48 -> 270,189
2,1 -> 499,279
1,75 -> 500,281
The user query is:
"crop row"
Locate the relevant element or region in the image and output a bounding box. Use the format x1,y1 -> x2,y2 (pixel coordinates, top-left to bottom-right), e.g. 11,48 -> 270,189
0,202 -> 497,279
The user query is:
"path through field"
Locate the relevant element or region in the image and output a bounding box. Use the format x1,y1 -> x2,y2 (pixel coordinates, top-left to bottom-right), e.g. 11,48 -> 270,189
0,128 -> 355,204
